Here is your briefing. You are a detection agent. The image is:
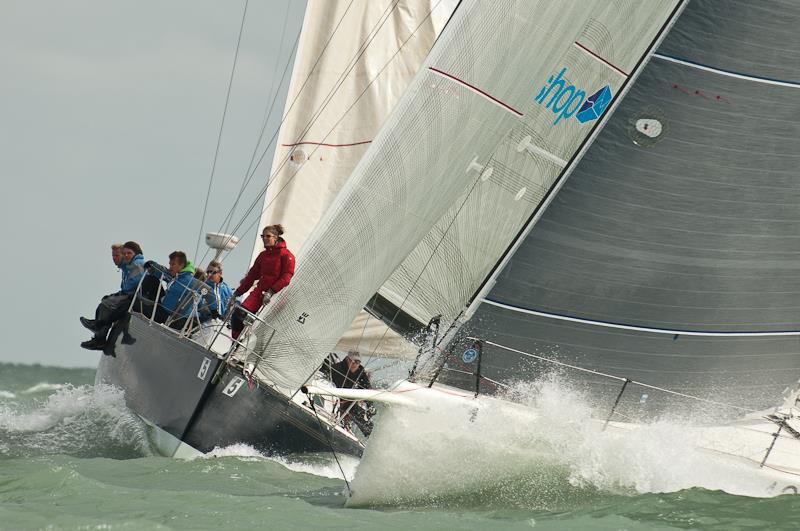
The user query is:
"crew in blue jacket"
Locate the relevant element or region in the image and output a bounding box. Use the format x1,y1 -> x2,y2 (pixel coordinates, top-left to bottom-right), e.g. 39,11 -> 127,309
158,251 -> 197,323
201,260 -> 233,320
80,241 -> 145,350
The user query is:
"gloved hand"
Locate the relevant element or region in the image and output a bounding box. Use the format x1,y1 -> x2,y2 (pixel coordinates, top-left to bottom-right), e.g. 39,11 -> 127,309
262,290 -> 274,305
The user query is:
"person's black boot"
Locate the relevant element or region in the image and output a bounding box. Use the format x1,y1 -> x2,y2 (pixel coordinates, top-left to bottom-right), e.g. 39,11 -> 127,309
79,317 -> 101,332
80,338 -> 107,350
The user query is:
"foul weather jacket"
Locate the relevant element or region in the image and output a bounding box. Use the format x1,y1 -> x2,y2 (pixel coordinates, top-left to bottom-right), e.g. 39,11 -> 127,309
234,239 -> 295,310
161,262 -> 197,318
120,254 -> 145,294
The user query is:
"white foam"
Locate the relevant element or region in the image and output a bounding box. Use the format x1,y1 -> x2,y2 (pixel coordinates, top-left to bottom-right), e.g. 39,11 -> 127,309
201,443 -> 267,461
348,378 -> 795,506
0,391 -> 16,399
270,453 -> 360,481
0,383 -> 151,457
197,443 -> 358,481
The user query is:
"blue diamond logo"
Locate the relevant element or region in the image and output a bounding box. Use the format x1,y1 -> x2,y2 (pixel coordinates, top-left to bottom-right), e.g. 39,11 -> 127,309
576,85 -> 613,123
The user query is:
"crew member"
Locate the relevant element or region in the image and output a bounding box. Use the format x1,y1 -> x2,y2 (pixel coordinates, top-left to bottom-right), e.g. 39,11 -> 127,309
324,352 -> 374,436
231,224 -> 295,339
80,241 -> 145,350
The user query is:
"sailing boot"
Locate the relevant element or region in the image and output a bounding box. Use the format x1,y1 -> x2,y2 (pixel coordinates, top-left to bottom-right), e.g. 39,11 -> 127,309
80,337 -> 107,350
80,317 -> 101,332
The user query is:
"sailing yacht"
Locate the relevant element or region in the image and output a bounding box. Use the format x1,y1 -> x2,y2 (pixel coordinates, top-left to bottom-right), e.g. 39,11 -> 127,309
98,0 -> 800,498
95,0 -> 456,458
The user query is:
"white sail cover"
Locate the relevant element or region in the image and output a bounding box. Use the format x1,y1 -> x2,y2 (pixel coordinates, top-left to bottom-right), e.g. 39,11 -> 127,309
252,0 -> 684,392
252,0 -> 457,259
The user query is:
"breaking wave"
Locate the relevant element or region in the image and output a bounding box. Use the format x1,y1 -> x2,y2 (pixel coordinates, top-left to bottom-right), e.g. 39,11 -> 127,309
348,377 -> 795,507
0,384 -> 151,459
20,382 -> 66,394
199,443 -> 358,481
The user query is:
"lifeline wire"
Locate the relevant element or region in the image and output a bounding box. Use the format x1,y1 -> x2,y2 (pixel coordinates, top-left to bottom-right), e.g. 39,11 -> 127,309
473,337 -> 759,414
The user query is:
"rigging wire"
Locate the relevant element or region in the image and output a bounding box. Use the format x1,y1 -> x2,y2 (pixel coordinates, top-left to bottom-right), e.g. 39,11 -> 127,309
222,0 -> 294,237
475,338 -> 759,414
360,149 -> 495,371
197,0 -> 360,269
193,0 -> 251,263
215,0 -> 404,256
305,395 -> 353,496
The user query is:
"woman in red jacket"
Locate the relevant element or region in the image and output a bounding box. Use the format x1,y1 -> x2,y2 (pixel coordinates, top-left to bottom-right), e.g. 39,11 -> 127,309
231,224 -> 295,339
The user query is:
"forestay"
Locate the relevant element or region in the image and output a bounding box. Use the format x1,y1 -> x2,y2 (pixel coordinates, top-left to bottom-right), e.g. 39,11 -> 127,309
251,0 -> 684,392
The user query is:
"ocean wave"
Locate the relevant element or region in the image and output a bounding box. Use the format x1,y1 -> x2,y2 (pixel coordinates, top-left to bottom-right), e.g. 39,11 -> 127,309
20,382 -> 66,394
198,443 -> 358,481
348,377 -> 794,507
202,443 -> 268,461
0,390 -> 16,399
0,383 -> 151,459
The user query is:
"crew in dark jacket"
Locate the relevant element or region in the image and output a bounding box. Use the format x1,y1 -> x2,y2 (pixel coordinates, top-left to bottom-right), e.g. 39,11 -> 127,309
200,260 -> 233,320
324,352 -> 373,436
80,241 -> 145,350
231,224 -> 295,338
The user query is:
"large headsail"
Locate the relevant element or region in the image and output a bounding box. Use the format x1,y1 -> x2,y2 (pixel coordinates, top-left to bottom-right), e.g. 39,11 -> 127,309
251,0 -> 457,260
447,0 -> 800,417
249,0 -> 458,359
375,0 -> 688,334
250,0 -> 685,392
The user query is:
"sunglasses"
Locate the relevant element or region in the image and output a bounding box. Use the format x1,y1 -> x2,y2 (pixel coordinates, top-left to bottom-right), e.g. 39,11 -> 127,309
206,270 -> 220,275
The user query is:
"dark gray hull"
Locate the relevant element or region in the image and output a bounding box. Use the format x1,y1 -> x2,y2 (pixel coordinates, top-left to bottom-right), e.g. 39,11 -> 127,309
96,314 -> 364,458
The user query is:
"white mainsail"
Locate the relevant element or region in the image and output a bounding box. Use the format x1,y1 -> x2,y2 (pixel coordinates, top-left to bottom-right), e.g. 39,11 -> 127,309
250,0 -> 457,359
250,0 -> 685,392
252,0 -> 456,256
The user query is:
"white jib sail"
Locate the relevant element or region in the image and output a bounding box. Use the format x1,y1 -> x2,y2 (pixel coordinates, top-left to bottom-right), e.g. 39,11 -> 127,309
252,0 -> 684,393
377,0 -> 688,330
249,0 -> 457,359
251,0 -> 457,257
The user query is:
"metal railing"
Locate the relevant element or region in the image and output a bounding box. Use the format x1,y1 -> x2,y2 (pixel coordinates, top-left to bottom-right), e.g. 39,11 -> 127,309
127,268 -> 277,365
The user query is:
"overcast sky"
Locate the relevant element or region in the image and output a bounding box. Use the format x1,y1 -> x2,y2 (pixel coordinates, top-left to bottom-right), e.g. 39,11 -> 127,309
1,0 -> 306,367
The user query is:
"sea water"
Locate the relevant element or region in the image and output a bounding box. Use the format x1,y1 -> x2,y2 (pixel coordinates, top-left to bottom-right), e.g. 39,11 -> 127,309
1,362 -> 799,530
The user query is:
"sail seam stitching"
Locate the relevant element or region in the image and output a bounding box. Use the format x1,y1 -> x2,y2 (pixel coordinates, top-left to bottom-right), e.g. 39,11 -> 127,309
573,41 -> 629,77
281,140 -> 372,148
427,67 -> 524,116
